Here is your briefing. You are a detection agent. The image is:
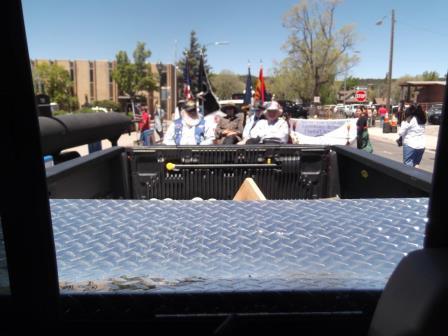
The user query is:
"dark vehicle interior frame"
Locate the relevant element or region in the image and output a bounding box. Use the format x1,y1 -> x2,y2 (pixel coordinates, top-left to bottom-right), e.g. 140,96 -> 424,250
0,2 -> 447,334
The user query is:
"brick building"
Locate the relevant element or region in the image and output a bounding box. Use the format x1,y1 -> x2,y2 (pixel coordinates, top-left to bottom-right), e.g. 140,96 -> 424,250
31,59 -> 177,119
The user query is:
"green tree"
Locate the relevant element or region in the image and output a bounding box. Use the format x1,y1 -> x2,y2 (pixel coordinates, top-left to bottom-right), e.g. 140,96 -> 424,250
269,57 -> 317,103
283,0 -> 359,102
391,75 -> 417,103
269,59 -> 302,101
421,70 -> 440,81
133,42 -> 158,92
177,30 -> 210,94
320,79 -> 338,104
113,51 -> 135,96
32,62 -> 78,111
210,70 -> 245,100
112,42 -> 158,115
340,76 -> 360,91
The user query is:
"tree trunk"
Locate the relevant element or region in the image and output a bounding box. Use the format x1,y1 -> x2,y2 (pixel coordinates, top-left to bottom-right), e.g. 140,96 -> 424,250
313,69 -> 320,99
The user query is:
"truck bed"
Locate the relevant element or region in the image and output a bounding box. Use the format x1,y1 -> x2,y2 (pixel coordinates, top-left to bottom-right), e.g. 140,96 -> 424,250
52,197 -> 427,293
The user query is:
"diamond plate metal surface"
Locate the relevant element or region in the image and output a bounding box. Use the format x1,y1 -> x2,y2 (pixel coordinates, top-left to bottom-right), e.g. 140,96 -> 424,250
50,198 -> 428,293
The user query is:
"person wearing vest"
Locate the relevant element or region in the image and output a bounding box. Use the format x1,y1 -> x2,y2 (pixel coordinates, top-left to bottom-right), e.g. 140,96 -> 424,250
163,100 -> 215,146
215,103 -> 245,145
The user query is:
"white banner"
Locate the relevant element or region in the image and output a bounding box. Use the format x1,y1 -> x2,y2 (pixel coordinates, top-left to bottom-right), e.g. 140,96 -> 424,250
290,118 -> 357,145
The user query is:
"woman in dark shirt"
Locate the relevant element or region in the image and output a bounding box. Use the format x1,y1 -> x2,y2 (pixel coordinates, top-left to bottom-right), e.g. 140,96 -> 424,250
356,106 -> 373,153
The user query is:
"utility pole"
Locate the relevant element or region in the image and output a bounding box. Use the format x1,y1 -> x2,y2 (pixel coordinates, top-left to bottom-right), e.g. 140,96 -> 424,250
174,40 -> 178,113
386,9 -> 395,112
343,71 -> 347,105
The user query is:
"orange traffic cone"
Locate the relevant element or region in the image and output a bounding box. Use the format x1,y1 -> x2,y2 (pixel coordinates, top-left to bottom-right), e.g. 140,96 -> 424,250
390,115 -> 397,127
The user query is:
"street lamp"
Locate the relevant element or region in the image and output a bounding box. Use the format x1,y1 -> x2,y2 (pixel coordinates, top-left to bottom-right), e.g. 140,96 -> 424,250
202,41 -> 230,55
204,41 -> 230,48
376,9 -> 396,112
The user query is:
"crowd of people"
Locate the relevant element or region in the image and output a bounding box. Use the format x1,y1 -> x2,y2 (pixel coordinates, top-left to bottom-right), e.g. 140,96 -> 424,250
137,98 -> 428,169
354,103 -> 427,168
137,99 -> 291,146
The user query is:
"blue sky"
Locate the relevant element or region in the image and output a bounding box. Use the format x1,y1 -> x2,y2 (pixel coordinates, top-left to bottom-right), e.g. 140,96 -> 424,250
22,0 -> 448,78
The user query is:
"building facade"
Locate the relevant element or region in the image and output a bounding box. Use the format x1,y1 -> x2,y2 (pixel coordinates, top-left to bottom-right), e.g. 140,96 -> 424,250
32,59 -> 118,106
31,59 -> 177,119
400,81 -> 445,106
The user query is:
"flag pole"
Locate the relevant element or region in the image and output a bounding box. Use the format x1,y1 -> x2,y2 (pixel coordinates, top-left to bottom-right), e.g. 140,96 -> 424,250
199,50 -> 204,116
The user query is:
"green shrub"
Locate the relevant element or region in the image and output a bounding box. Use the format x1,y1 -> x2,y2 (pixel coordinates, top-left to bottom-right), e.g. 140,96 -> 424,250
92,100 -> 120,111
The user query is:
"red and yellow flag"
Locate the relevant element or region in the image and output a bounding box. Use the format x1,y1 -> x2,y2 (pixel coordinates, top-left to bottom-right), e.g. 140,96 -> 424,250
254,65 -> 266,103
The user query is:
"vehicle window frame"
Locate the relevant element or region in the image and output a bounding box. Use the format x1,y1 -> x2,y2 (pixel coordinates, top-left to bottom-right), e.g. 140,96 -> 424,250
1,0 -> 447,328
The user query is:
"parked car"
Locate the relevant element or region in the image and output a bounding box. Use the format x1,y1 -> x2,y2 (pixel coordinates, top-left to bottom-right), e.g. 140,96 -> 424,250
335,103 -> 345,112
335,104 -> 351,116
427,104 -> 443,125
345,104 -> 360,117
277,100 -> 308,119
92,106 -> 109,113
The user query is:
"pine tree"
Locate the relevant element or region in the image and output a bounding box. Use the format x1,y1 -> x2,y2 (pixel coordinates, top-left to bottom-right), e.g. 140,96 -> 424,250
177,30 -> 211,94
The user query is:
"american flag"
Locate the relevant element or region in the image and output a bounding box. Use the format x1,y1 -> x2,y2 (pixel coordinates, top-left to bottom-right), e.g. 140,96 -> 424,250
183,59 -> 192,100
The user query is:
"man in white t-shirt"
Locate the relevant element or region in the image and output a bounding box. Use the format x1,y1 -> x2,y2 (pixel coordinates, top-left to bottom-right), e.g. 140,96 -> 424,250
245,101 -> 289,144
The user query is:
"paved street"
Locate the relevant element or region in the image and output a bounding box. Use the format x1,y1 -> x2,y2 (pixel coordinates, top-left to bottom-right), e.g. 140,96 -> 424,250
367,124 -> 438,173
369,137 -> 435,173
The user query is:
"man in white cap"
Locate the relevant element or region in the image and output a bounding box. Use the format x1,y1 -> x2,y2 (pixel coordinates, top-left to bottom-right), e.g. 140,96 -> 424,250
163,100 -> 215,145
246,101 -> 289,144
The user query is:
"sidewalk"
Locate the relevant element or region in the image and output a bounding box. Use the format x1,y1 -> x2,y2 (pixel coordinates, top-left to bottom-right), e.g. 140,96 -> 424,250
368,125 -> 439,151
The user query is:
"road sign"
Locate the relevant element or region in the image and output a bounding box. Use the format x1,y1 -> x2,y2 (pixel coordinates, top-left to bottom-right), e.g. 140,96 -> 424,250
355,90 -> 367,102
313,96 -> 320,103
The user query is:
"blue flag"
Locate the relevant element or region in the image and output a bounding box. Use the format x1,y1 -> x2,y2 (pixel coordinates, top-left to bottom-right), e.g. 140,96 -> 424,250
244,65 -> 252,105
